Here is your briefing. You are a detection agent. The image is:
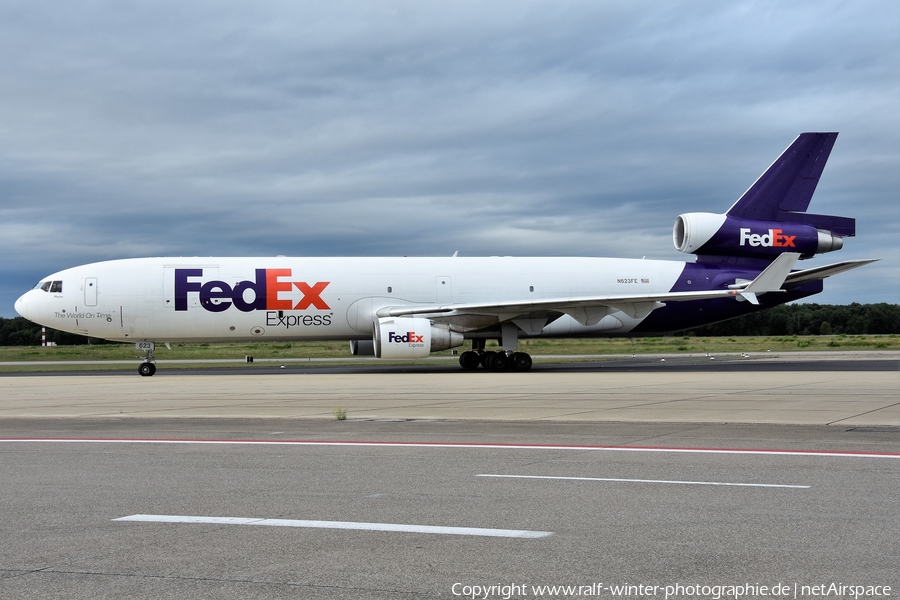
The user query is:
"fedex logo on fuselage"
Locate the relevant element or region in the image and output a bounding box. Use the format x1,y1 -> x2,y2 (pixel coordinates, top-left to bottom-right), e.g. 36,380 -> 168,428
739,228 -> 796,248
388,331 -> 425,344
174,268 -> 330,313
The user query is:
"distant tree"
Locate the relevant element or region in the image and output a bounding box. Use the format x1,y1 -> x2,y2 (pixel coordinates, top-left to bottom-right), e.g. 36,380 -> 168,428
690,303 -> 900,336
867,304 -> 900,334
0,317 -> 94,346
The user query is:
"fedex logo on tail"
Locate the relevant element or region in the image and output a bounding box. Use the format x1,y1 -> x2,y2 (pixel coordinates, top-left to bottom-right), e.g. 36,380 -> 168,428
739,228 -> 796,248
174,268 -> 330,313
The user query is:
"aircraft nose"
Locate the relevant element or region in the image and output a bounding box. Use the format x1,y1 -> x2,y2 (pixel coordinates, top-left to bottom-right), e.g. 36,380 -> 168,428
14,293 -> 31,319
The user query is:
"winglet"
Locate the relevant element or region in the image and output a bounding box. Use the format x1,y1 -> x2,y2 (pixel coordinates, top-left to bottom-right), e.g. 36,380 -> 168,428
732,252 -> 801,304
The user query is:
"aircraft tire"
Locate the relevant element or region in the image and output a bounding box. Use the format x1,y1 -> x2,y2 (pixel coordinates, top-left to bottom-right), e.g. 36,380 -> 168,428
479,351 -> 496,368
487,352 -> 510,372
459,351 -> 481,370
511,352 -> 533,371
138,362 -> 156,377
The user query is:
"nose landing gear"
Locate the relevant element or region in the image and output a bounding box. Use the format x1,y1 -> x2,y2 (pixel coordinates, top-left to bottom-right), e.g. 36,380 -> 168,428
136,341 -> 157,377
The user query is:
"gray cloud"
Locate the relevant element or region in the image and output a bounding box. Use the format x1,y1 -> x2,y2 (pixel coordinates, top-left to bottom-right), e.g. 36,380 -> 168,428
2,0 -> 898,315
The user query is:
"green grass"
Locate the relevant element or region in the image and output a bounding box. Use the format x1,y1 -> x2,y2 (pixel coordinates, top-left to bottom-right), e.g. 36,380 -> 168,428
0,334 -> 896,373
512,334 -> 900,354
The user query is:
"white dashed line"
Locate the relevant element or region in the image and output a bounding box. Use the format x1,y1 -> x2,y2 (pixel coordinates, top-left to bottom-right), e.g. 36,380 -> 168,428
113,514 -> 552,538
477,474 -> 809,488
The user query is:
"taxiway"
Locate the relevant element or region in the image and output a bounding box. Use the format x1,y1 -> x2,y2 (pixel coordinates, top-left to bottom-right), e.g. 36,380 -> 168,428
0,353 -> 897,599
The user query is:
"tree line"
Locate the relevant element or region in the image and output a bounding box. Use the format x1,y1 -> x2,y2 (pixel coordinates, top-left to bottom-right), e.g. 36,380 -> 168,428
2,303 -> 898,346
0,317 -> 106,346
688,303 -> 900,336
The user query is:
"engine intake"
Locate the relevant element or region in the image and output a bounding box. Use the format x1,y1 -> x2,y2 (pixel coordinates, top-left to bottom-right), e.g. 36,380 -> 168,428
674,212 -> 843,259
373,317 -> 464,359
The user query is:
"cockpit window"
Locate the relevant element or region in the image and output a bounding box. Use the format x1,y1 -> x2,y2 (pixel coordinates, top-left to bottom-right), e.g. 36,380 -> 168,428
35,280 -> 62,293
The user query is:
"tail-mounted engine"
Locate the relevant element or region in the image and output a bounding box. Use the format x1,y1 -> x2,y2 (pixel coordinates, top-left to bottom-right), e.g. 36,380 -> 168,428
673,213 -> 845,260
373,317 -> 464,359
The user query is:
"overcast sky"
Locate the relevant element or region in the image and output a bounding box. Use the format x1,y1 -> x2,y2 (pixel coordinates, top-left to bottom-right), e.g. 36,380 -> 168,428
2,0 -> 898,317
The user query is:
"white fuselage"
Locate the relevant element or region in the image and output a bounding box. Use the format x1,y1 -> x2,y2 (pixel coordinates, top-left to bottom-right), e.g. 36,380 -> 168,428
16,256 -> 687,343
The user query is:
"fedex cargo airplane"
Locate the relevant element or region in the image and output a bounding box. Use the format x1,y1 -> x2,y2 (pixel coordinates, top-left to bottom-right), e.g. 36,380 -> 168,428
15,132 -> 876,375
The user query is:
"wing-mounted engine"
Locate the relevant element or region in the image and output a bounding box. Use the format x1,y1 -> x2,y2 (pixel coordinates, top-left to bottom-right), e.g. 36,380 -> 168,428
673,212 -> 845,259
373,317 -> 464,359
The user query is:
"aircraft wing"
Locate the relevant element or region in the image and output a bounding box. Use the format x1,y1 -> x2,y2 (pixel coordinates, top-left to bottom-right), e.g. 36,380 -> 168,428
387,253 -> 801,326
390,288 -> 749,320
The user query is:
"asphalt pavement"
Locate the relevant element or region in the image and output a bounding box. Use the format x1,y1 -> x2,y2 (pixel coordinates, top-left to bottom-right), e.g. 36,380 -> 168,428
0,352 -> 897,599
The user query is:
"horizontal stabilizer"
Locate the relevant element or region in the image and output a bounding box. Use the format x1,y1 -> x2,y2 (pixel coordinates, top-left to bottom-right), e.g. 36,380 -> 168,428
783,258 -> 879,286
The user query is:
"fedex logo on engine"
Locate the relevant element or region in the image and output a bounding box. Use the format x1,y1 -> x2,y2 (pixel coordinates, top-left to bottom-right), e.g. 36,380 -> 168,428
739,228 -> 796,248
388,331 -> 425,345
174,268 -> 330,313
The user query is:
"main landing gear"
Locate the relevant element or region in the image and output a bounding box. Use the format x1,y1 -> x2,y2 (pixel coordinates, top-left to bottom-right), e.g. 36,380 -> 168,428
458,349 -> 533,372
458,326 -> 533,372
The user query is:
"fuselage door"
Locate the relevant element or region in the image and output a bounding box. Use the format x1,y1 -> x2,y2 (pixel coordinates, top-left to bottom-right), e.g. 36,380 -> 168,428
84,278 -> 98,306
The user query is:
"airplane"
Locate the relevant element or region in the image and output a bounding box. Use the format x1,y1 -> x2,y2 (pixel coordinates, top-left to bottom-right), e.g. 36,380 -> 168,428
14,132 -> 877,376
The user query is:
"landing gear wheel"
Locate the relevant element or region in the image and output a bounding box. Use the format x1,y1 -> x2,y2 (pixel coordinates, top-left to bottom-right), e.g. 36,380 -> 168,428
459,351 -> 481,370
511,352 -> 533,372
138,362 -> 156,377
487,352 -> 510,372
479,351 -> 496,369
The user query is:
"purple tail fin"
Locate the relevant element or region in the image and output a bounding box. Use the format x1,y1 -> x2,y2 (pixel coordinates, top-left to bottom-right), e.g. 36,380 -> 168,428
726,132 -> 854,237
673,132 -> 855,264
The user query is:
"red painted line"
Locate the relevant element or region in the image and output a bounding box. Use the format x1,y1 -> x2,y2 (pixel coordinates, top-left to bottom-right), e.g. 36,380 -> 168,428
0,438 -> 898,458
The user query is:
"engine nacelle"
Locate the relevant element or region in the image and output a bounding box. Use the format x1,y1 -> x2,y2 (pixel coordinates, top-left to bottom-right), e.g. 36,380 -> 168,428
373,317 -> 464,359
673,212 -> 843,259
349,339 -> 375,356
